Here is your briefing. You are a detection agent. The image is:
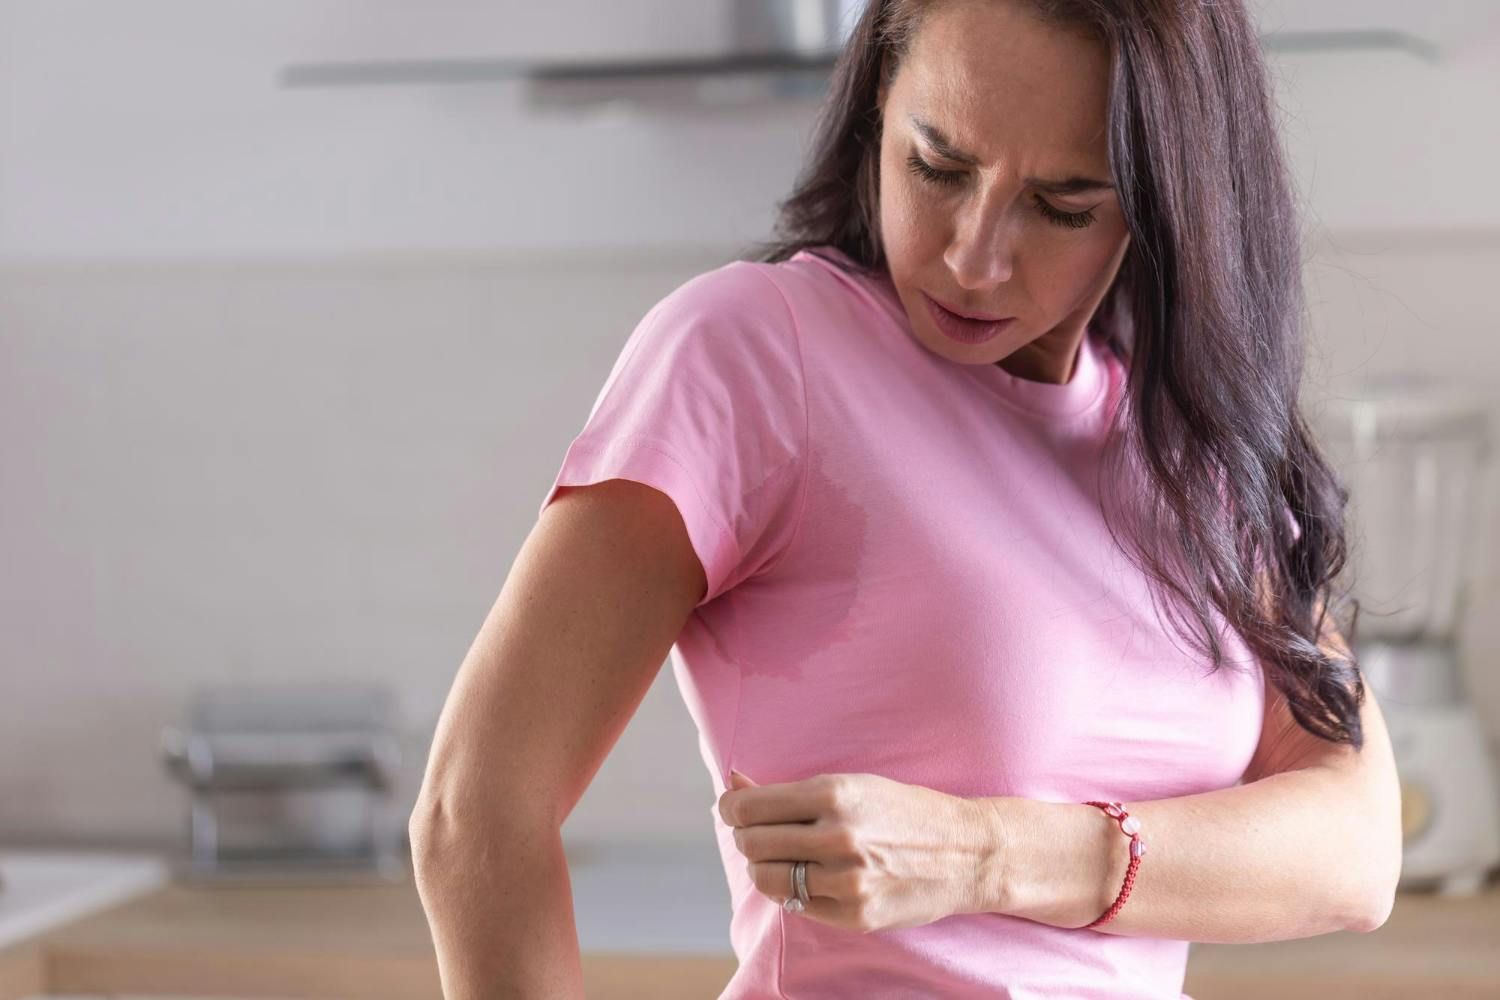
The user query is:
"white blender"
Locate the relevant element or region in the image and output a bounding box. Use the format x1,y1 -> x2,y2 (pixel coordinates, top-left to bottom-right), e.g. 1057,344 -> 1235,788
1317,378 -> 1499,894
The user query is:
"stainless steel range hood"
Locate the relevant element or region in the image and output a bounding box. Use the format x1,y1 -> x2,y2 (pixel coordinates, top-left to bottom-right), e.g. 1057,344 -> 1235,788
280,0 -> 858,109
276,0 -> 1448,109
279,50 -> 846,111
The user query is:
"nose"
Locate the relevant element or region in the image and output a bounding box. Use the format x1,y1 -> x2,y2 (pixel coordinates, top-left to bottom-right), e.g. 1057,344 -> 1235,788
942,188 -> 1018,290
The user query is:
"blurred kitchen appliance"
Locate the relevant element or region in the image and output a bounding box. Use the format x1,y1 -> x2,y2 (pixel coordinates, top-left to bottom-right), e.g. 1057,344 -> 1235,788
161,682 -> 406,883
279,0 -> 863,105
275,0 -> 1456,99
1317,378 -> 1499,894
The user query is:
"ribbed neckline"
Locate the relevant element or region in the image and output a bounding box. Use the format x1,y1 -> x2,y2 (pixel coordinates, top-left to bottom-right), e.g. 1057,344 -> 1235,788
791,245 -> 1112,421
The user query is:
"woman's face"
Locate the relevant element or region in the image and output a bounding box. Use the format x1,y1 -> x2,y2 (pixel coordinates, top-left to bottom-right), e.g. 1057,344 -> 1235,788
875,0 -> 1131,383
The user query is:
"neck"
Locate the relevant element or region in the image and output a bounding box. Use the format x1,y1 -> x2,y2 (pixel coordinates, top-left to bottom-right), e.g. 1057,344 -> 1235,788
995,329 -> 1085,385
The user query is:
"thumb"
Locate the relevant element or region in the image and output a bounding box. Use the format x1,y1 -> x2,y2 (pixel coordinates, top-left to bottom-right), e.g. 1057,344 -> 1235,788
729,768 -> 758,788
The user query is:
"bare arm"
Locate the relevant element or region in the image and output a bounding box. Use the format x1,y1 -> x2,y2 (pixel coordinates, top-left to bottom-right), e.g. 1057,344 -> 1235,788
407,478 -> 707,999
981,728 -> 1398,943
974,593 -> 1403,942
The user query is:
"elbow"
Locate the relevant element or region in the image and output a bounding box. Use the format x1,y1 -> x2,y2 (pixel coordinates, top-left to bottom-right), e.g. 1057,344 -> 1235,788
406,789 -> 560,873
1350,884 -> 1397,933
1358,795 -> 1405,932
1344,759 -> 1405,934
407,794 -> 484,891
406,790 -> 476,871
406,795 -> 446,870
1347,845 -> 1403,933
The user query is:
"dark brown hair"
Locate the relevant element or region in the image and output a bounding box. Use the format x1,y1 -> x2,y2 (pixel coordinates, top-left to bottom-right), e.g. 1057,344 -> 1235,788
739,0 -> 1367,750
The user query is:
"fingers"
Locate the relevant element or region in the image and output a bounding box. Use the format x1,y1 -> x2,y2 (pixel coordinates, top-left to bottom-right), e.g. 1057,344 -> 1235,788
719,773 -> 843,828
746,859 -> 874,932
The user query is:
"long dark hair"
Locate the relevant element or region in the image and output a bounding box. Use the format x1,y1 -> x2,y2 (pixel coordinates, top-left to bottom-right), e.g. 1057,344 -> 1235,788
739,0 -> 1367,750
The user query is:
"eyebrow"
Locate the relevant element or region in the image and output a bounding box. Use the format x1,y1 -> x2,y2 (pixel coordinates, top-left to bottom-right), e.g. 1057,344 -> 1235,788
908,114 -> 1115,195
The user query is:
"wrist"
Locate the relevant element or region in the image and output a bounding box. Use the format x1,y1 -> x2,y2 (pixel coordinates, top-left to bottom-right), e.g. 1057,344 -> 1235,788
960,796 -> 1014,916
973,795 -> 1122,927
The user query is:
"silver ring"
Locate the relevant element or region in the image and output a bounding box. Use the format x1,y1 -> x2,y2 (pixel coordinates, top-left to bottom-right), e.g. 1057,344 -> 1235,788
783,860 -> 809,912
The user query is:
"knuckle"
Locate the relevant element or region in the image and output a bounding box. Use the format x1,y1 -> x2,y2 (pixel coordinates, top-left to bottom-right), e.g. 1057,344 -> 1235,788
822,773 -> 849,810
827,826 -> 860,856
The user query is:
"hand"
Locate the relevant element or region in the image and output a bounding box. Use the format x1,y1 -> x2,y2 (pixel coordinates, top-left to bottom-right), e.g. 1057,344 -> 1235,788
718,768 -> 999,933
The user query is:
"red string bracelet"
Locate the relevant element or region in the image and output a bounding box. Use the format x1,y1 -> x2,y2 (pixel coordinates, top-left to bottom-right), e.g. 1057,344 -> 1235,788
1081,800 -> 1145,929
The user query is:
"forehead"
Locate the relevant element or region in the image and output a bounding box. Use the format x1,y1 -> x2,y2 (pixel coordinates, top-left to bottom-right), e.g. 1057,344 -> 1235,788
900,0 -> 1112,165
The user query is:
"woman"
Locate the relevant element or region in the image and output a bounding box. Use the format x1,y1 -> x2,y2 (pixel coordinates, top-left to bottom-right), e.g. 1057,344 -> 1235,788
410,1 -> 1402,997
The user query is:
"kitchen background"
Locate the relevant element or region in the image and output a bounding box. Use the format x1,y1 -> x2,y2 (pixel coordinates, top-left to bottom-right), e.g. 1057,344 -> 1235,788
2,1 -> 1498,998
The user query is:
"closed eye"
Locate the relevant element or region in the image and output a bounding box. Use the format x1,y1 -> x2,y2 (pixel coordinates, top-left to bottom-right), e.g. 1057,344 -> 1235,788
904,153 -> 1098,231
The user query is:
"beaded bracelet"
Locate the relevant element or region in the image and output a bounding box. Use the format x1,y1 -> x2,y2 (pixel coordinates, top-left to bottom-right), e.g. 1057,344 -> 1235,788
1081,800 -> 1145,929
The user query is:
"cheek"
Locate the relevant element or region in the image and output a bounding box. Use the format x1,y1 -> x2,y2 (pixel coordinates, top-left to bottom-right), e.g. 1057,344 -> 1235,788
879,161 -> 942,259
1031,232 -> 1129,310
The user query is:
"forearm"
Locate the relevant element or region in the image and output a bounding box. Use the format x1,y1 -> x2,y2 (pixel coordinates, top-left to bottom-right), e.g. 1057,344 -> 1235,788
972,767 -> 1392,943
409,807 -> 584,999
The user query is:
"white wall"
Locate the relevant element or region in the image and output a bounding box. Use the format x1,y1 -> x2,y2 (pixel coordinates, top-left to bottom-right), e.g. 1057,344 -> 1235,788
2,1 -> 1498,855
2,1 -> 1498,263
0,0 -> 813,261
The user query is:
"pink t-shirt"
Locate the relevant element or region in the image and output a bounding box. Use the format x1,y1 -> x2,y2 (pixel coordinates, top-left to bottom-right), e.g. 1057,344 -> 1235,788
538,245 -> 1264,999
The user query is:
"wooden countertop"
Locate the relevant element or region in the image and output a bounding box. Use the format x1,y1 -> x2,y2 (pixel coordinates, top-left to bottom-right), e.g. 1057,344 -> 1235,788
2,867 -> 1497,1000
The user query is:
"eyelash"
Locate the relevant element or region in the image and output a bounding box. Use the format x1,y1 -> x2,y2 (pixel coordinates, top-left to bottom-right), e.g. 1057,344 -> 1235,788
904,153 -> 1098,230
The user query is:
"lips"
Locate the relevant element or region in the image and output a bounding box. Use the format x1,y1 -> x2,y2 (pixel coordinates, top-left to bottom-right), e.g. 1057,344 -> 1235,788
925,293 -> 1012,323
922,292 -> 1015,346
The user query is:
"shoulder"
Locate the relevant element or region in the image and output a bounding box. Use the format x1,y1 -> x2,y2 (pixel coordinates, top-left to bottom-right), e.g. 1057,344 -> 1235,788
652,259 -> 794,333
747,248 -> 903,339
666,250 -> 876,321
639,249 -> 891,375
633,260 -> 803,378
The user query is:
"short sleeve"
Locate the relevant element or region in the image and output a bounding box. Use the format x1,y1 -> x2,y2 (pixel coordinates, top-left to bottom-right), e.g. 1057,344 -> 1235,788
537,261 -> 808,607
